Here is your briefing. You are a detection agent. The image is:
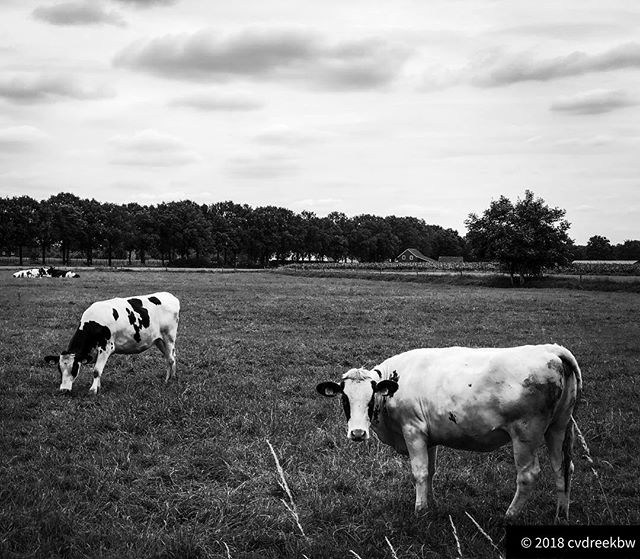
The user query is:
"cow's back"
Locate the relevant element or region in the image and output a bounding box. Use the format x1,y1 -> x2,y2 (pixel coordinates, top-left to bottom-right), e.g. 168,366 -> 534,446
376,345 -> 576,450
80,292 -> 180,354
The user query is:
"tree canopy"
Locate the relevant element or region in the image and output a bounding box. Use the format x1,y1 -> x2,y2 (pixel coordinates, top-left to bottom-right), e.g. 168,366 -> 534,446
465,190 -> 573,283
0,193 -> 466,267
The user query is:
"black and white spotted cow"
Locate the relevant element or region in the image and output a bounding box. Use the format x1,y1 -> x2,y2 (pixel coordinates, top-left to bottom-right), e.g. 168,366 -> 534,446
45,292 -> 180,394
49,268 -> 80,278
12,266 -> 79,278
13,267 -> 53,278
317,344 -> 582,521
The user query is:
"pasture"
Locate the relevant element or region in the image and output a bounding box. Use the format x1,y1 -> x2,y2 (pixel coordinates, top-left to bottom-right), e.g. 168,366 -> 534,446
0,270 -> 638,559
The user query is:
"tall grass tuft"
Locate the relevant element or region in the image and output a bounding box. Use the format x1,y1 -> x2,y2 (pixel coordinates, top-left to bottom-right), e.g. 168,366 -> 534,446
265,439 -> 308,540
449,514 -> 463,559
464,512 -> 504,559
384,536 -> 399,559
571,416 -> 614,522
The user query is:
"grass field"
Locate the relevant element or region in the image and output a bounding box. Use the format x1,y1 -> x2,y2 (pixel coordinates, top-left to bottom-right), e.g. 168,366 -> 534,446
1,270 -> 639,558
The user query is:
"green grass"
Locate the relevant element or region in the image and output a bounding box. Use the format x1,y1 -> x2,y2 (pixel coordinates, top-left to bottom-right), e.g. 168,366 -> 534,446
1,271 -> 639,558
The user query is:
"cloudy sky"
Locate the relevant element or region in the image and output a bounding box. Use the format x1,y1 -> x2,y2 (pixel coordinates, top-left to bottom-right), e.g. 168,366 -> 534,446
1,0 -> 639,244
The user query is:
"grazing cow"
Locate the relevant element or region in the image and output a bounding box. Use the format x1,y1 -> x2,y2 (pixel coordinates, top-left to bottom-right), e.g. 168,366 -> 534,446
45,292 -> 180,394
317,344 -> 582,522
13,267 -> 53,278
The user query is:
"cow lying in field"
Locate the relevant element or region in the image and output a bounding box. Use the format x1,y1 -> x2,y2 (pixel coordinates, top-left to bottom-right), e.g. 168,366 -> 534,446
317,344 -> 582,522
45,292 -> 180,394
13,267 -> 52,278
50,268 -> 80,278
13,266 -> 79,278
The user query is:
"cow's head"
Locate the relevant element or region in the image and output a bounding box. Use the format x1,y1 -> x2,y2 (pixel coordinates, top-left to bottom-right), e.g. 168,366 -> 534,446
317,368 -> 398,441
44,351 -> 91,393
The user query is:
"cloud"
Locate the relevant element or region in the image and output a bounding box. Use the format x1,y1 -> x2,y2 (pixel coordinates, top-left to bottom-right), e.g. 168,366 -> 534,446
0,126 -> 48,152
225,151 -> 298,178
169,90 -> 263,111
291,198 -> 343,212
472,42 -> 640,86
32,2 -> 126,27
252,124 -> 327,146
0,73 -> 115,103
112,0 -> 176,6
114,27 -> 410,90
550,89 -> 637,115
109,129 -> 200,166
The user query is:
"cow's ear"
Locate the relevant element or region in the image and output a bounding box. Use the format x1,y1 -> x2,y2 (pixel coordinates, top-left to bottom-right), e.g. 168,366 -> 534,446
44,355 -> 59,364
316,381 -> 343,397
375,380 -> 398,397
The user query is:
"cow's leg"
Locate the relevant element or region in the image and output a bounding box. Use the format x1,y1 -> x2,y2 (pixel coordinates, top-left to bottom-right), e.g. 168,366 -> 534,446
403,427 -> 433,515
155,335 -> 176,383
427,446 -> 438,507
89,346 -> 113,394
505,429 -> 543,519
545,418 -> 574,523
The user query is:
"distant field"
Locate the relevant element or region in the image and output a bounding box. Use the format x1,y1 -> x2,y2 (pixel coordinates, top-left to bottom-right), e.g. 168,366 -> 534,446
1,271 -> 638,559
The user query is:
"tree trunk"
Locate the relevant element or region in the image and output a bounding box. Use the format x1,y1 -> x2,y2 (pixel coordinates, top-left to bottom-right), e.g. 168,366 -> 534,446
18,245 -> 23,266
107,242 -> 112,267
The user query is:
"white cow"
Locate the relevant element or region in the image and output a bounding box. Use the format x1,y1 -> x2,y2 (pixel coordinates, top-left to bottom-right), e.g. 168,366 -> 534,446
45,292 -> 180,394
13,267 -> 53,278
317,344 -> 582,522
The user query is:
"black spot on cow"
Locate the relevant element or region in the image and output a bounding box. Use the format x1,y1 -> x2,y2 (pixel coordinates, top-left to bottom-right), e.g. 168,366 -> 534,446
127,298 -> 150,328
341,392 -> 350,421
368,383 -> 376,420
148,296 -> 162,305
468,383 -> 472,387
523,374 -> 563,410
449,412 -> 458,423
83,321 -> 112,352
66,321 -> 111,362
93,370 -> 100,378
112,308 -> 119,320
126,298 -> 151,342
126,309 -> 141,341
126,308 -> 136,325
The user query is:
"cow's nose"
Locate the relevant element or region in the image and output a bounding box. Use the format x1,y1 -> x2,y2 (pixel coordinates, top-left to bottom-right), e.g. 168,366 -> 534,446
350,429 -> 367,441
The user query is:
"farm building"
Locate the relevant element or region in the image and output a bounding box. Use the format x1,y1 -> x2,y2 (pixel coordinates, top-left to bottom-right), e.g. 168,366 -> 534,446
396,248 -> 437,264
571,260 -> 639,266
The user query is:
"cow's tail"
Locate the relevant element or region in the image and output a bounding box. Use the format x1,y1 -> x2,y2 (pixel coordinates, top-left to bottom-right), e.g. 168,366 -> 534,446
555,345 -> 583,494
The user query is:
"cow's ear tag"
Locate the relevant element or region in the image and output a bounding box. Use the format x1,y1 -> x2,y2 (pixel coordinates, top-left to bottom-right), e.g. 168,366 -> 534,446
375,380 -> 399,397
316,381 -> 342,397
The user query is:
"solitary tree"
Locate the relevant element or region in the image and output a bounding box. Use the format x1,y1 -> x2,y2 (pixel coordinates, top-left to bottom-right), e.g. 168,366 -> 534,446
465,190 -> 573,284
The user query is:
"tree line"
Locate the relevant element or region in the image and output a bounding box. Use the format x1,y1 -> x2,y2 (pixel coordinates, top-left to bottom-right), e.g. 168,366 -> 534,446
0,193 -> 466,267
1,191 -> 638,271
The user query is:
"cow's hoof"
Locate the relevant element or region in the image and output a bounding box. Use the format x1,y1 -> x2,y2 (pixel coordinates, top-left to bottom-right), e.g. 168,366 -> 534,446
59,389 -> 72,396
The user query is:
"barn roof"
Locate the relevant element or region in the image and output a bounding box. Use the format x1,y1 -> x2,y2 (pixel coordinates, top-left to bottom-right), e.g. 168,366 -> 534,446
396,248 -> 437,262
572,260 -> 639,265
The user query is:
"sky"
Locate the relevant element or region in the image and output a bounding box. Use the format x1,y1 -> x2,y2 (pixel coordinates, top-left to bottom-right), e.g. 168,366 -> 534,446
1,0 -> 639,244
